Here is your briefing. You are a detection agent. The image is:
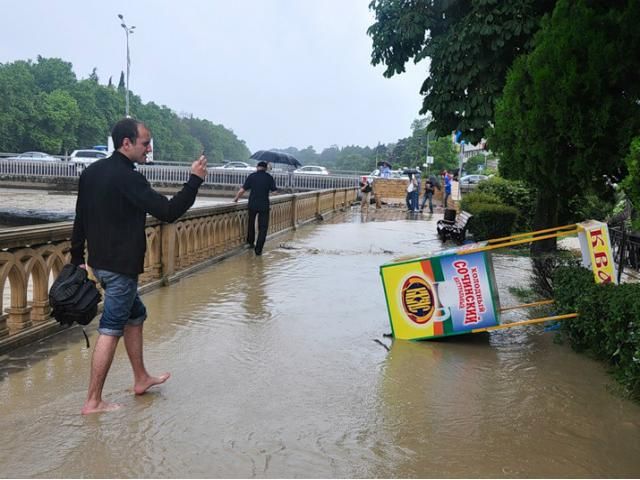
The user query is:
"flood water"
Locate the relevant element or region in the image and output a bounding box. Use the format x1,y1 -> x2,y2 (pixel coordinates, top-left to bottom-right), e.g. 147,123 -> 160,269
0,187 -> 229,227
1,210 -> 639,478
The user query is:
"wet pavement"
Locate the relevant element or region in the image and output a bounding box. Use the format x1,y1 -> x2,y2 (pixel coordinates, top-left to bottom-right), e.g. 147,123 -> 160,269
1,207 -> 639,478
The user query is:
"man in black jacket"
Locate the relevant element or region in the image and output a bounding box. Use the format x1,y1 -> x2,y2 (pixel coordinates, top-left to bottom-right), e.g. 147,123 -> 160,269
71,118 -> 207,415
232,161 -> 277,255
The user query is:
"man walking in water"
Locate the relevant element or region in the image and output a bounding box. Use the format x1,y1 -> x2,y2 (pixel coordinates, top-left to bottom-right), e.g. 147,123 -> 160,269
71,118 -> 207,414
233,160 -> 277,255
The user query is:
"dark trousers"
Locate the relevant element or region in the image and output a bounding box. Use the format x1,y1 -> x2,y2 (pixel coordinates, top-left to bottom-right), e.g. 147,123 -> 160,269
247,208 -> 270,254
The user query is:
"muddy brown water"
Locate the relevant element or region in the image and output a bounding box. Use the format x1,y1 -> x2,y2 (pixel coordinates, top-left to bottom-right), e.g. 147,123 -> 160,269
0,187 -> 228,226
1,210 -> 639,478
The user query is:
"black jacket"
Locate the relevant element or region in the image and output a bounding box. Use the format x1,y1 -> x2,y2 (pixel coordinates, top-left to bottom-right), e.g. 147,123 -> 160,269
70,151 -> 203,276
242,170 -> 277,211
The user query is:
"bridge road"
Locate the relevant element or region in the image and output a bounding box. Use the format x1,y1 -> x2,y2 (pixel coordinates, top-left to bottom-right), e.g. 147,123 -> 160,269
1,208 -> 640,477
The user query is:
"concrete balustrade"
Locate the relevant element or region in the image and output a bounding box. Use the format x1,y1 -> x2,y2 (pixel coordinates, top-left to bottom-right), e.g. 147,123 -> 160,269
0,187 -> 356,353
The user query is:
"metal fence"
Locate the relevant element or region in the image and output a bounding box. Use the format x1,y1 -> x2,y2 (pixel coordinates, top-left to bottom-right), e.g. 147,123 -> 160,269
0,159 -> 360,190
610,224 -> 640,279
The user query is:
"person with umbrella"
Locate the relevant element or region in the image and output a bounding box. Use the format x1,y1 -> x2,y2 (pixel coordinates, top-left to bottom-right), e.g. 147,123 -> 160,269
250,150 -> 301,190
379,161 -> 392,178
233,161 -> 278,256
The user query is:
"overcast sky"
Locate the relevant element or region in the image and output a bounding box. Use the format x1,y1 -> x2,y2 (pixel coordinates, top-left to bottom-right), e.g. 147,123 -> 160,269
0,0 -> 429,152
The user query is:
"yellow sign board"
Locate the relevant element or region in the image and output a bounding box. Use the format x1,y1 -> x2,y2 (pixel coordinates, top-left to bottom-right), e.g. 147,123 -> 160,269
578,221 -> 617,284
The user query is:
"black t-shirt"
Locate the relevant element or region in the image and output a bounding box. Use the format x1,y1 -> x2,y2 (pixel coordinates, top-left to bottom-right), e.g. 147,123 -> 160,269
424,180 -> 435,194
242,170 -> 277,211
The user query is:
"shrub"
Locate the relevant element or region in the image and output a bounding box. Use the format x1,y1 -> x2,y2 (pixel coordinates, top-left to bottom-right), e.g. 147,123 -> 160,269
530,250 -> 581,299
554,266 -> 640,399
460,191 -> 501,210
476,177 -> 536,232
568,191 -> 617,224
622,137 -> 640,231
464,202 -> 518,240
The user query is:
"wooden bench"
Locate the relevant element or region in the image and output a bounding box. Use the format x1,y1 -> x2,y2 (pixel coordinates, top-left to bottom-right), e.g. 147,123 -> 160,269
437,210 -> 473,244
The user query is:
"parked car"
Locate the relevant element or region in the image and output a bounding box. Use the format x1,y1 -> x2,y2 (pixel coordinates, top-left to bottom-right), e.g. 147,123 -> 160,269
215,161 -> 255,171
459,174 -> 488,192
69,149 -> 108,171
294,165 -> 329,175
5,151 -> 59,162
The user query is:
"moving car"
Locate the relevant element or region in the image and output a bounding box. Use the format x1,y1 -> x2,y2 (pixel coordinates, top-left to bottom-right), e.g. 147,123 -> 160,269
216,161 -> 255,171
459,174 -> 488,192
5,151 -> 59,162
69,149 -> 108,171
294,165 -> 329,175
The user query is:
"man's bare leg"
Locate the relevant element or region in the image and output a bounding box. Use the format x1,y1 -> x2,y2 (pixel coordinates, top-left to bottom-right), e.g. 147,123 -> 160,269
123,323 -> 170,395
81,334 -> 123,415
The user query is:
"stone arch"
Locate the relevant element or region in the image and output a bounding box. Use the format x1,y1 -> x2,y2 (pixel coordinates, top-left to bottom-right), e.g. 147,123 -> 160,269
21,251 -> 48,305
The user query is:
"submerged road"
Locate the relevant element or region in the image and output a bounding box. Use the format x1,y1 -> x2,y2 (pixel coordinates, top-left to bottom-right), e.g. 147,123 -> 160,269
1,208 -> 639,477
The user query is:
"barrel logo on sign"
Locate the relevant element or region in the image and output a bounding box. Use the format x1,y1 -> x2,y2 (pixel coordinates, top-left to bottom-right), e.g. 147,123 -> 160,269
401,275 -> 436,324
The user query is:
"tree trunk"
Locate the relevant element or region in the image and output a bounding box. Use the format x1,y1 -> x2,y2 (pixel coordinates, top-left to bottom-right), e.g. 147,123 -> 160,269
530,188 -> 559,256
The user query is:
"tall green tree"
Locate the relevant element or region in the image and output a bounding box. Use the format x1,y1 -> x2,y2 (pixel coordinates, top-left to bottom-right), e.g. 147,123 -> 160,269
31,56 -> 76,93
493,0 -> 640,252
0,61 -> 37,152
72,79 -> 110,149
29,89 -> 79,153
368,0 -> 555,143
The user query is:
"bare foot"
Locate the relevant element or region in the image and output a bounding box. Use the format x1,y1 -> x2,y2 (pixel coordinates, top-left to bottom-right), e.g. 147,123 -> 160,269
81,401 -> 123,415
134,372 -> 171,395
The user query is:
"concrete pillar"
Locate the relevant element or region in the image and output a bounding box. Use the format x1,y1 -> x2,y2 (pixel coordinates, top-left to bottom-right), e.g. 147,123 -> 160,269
0,313 -> 9,339
291,196 -> 298,230
6,306 -> 32,333
161,223 -> 177,284
30,299 -> 50,323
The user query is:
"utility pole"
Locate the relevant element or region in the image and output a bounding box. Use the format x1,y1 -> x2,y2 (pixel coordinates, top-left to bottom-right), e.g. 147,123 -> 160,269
118,14 -> 135,117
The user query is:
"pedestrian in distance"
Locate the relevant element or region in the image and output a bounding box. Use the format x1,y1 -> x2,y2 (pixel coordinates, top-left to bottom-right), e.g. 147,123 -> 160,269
233,160 -> 278,255
71,117 -> 208,415
406,173 -> 418,212
442,169 -> 452,208
359,176 -> 373,212
420,175 -> 438,214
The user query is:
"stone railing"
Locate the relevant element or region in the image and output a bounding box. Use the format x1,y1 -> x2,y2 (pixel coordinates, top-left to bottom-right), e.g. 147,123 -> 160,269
0,187 -> 356,352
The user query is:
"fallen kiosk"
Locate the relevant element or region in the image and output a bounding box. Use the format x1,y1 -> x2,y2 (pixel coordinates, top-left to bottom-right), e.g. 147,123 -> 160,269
380,220 -> 616,341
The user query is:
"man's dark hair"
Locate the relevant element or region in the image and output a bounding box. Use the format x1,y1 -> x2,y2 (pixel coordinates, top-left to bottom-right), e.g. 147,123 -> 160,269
112,118 -> 145,149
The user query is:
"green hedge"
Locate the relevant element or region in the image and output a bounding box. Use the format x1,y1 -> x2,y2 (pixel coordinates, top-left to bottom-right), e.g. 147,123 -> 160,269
554,266 -> 640,399
476,177 -> 536,232
459,192 -> 518,240
460,191 -> 501,208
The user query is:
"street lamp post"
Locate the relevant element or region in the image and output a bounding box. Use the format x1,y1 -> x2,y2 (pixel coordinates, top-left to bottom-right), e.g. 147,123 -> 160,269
117,14 -> 135,117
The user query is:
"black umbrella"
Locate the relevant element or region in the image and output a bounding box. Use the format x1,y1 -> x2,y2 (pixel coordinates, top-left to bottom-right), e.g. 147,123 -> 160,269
250,150 -> 302,168
403,168 -> 421,176
377,160 -> 393,169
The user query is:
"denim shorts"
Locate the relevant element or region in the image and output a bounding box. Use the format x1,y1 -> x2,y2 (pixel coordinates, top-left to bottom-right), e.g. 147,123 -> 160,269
93,268 -> 147,337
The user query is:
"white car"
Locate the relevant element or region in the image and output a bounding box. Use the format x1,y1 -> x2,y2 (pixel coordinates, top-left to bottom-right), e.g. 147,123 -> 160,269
459,174 -> 489,192
6,151 -> 59,162
216,161 -> 255,171
294,165 -> 329,175
69,149 -> 108,170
